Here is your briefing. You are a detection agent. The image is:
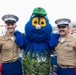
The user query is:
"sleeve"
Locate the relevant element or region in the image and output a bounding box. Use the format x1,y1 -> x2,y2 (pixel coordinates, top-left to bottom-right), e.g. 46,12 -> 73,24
0,45 -> 2,53
0,37 -> 2,53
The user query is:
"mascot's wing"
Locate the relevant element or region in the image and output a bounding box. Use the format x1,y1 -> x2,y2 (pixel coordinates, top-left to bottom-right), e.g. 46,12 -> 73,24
48,33 -> 60,47
14,30 -> 29,48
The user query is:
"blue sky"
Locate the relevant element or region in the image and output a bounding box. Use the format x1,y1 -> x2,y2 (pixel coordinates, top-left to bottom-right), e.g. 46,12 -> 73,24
0,0 -> 76,32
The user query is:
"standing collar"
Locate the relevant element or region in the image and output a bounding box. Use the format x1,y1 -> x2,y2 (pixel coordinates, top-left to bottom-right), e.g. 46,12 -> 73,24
58,34 -> 73,42
3,33 -> 16,41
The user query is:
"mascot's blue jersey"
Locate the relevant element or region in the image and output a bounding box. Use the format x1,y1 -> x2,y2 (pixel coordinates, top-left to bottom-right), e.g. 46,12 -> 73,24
15,15 -> 59,75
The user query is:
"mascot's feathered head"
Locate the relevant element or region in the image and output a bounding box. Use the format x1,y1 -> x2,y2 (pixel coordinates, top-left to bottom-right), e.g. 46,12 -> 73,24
25,7 -> 52,42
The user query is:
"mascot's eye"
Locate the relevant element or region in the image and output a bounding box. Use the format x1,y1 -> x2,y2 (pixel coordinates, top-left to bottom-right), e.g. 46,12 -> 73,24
34,21 -> 37,24
32,17 -> 38,26
41,21 -> 44,24
40,17 -> 46,26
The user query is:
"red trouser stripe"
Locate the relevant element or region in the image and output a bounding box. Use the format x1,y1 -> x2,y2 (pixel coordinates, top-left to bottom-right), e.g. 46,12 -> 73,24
75,68 -> 76,75
0,64 -> 2,75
